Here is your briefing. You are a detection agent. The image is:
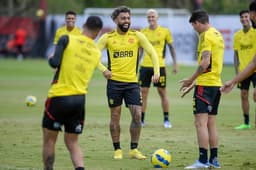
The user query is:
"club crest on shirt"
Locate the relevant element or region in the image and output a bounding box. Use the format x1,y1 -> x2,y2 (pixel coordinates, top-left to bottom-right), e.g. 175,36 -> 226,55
128,38 -> 135,44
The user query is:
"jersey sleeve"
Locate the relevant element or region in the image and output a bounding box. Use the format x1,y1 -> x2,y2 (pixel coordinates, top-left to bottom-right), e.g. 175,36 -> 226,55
233,32 -> 239,50
96,33 -> 108,72
136,31 -> 159,74
201,33 -> 212,52
53,28 -> 61,45
49,35 -> 69,68
97,33 -> 108,50
166,28 -> 173,44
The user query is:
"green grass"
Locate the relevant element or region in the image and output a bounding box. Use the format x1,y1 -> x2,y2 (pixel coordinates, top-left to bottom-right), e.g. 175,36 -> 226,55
0,58 -> 256,170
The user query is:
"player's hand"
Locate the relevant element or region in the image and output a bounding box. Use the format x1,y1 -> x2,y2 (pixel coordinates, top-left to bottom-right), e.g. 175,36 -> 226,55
172,64 -> 178,74
103,69 -> 112,79
48,52 -> 54,59
179,78 -> 193,91
180,82 -> 194,98
152,74 -> 160,83
179,78 -> 195,98
220,80 -> 235,94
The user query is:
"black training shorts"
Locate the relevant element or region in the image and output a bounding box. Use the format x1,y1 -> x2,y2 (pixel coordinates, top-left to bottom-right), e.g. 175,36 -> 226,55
107,79 -> 142,107
193,85 -> 221,115
139,67 -> 167,88
42,95 -> 85,134
237,72 -> 256,90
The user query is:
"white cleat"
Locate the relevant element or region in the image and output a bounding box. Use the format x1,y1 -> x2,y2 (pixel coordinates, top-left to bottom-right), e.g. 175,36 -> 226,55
164,121 -> 172,128
184,160 -> 209,169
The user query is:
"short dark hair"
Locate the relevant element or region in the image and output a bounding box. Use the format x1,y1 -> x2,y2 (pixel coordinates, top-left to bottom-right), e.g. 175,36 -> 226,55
249,1 -> 256,12
189,10 -> 209,24
111,6 -> 130,20
239,10 -> 249,16
65,10 -> 76,17
83,16 -> 103,31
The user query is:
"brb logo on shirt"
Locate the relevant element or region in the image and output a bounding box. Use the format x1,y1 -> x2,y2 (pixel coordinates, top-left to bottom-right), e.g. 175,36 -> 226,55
113,50 -> 133,58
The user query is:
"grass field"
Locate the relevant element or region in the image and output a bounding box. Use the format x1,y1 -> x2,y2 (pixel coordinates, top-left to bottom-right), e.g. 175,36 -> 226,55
0,58 -> 256,170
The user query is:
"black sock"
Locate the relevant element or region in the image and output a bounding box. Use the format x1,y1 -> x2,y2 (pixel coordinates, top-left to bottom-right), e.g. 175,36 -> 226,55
244,113 -> 249,125
75,167 -> 84,170
141,112 -> 145,122
199,148 -> 208,164
113,142 -> 121,150
131,142 -> 138,149
209,148 -> 218,163
164,112 -> 169,121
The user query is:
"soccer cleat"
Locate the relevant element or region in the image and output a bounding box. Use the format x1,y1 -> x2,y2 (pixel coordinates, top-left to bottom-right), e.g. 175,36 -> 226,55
113,149 -> 123,160
129,149 -> 146,160
184,160 -> 209,169
141,121 -> 145,127
208,157 -> 221,168
164,120 -> 172,128
234,124 -> 251,130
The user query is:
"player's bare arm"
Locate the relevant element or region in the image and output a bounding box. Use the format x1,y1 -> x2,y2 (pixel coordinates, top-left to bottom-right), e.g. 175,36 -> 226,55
188,50 -> 211,80
233,55 -> 256,84
221,54 -> 256,94
168,43 -> 178,74
179,51 -> 210,95
233,50 -> 239,75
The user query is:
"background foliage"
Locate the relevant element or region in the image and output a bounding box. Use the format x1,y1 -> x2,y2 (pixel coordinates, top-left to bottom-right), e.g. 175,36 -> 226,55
0,0 -> 253,16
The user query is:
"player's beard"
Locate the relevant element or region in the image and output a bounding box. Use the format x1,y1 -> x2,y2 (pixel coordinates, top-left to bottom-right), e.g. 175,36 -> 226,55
118,23 -> 130,32
251,19 -> 256,28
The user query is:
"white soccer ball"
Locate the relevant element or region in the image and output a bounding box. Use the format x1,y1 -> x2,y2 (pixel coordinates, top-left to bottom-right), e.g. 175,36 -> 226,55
25,95 -> 37,107
150,149 -> 172,168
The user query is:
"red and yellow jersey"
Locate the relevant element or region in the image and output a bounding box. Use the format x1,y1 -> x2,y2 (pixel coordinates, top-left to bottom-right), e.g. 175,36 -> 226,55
53,26 -> 82,45
140,26 -> 173,67
233,27 -> 256,72
97,29 -> 159,83
196,27 -> 224,86
48,35 -> 101,97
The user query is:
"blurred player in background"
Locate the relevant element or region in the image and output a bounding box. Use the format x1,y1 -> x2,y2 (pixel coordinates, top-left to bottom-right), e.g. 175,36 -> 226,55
232,10 -> 256,130
180,10 -> 224,169
53,10 -> 81,45
49,10 -> 81,57
42,16 -> 103,170
221,0 -> 256,128
139,9 -> 178,128
14,28 -> 27,60
97,6 -> 159,160
7,28 -> 27,60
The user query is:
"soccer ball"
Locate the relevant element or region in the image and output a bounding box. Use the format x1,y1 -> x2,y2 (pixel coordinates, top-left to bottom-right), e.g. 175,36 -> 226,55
36,9 -> 44,17
150,149 -> 171,168
25,95 -> 37,107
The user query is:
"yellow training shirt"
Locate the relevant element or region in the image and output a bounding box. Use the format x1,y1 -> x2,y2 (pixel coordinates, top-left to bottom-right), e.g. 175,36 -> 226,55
233,27 -> 256,72
53,26 -> 82,45
48,35 -> 101,97
140,26 -> 173,67
196,27 -> 224,86
97,29 -> 159,82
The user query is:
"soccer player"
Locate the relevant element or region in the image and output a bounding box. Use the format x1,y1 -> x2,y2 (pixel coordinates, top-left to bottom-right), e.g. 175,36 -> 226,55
97,6 -> 160,160
42,16 -> 103,170
232,10 -> 256,130
14,28 -> 27,60
179,10 -> 224,169
53,11 -> 82,45
49,10 -> 82,57
221,0 -> 256,128
139,9 -> 178,128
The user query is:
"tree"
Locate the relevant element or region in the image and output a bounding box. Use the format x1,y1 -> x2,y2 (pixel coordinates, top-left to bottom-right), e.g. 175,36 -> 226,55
0,0 -> 38,17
